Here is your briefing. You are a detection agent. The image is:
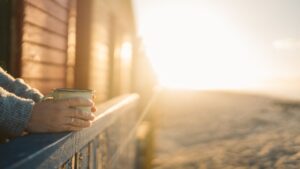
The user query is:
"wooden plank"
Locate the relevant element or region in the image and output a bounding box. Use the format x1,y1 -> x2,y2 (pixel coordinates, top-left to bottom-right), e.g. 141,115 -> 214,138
97,134 -> 105,169
22,42 -> 66,65
74,0 -> 93,89
24,4 -> 67,36
106,122 -> 121,162
109,105 -> 138,168
66,0 -> 76,89
22,61 -> 66,79
88,142 -> 93,169
65,158 -> 73,169
0,0 -> 11,70
23,23 -> 67,51
0,94 -> 139,169
25,0 -> 68,22
52,0 -> 69,9
67,45 -> 76,65
78,146 -> 89,169
66,66 -> 74,88
60,157 -> 73,169
90,139 -> 98,169
22,79 -> 65,94
24,78 -> 65,94
0,133 -> 75,169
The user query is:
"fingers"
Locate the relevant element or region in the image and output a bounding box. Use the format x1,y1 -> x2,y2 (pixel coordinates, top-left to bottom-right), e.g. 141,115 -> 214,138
61,117 -> 92,132
57,98 -> 94,107
30,99 -> 96,133
64,125 -> 84,131
66,118 -> 92,128
65,108 -> 95,120
91,106 -> 97,113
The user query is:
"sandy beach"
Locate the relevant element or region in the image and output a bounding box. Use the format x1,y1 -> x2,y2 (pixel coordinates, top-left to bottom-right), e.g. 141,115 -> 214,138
153,90 -> 300,169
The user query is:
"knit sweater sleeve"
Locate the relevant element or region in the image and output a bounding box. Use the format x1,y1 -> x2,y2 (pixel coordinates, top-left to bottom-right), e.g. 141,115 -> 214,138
0,67 -> 43,102
0,87 -> 34,137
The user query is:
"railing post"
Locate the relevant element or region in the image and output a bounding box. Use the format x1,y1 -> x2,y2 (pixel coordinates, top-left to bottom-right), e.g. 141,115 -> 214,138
0,94 -> 140,169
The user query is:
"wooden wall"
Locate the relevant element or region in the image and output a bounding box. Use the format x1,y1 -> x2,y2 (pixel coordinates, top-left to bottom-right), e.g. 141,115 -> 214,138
89,0 -> 112,102
75,0 -> 136,103
7,1 -> 144,168
110,0 -> 136,97
20,0 -> 73,94
18,0 -> 136,99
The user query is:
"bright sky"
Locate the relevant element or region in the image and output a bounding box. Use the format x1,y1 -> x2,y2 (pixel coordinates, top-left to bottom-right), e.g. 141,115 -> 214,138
133,0 -> 300,98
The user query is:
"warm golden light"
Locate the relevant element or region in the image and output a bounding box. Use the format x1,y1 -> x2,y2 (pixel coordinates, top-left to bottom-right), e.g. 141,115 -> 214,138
140,6 -> 269,90
121,42 -> 133,62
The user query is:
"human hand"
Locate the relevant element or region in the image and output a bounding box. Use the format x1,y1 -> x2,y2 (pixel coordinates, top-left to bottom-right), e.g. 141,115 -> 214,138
27,98 -> 96,133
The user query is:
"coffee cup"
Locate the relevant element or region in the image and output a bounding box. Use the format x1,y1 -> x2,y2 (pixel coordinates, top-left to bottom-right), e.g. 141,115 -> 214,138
44,88 -> 95,112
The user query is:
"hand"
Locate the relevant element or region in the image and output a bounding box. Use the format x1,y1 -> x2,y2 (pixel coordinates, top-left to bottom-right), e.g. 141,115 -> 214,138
27,98 -> 96,133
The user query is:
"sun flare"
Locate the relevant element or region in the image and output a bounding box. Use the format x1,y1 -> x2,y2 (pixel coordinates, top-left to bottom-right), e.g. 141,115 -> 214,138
141,6 -> 267,90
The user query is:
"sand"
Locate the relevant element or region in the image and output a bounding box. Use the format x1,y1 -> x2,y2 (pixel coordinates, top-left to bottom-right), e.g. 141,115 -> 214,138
153,90 -> 300,169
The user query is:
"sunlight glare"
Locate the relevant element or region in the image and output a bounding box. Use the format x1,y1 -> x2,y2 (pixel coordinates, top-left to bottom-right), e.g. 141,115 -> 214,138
121,42 -> 133,62
141,4 -> 267,90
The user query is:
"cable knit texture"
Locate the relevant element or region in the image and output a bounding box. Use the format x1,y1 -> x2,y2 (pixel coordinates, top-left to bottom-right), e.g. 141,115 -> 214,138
0,87 -> 34,136
0,67 -> 43,102
0,67 -> 44,137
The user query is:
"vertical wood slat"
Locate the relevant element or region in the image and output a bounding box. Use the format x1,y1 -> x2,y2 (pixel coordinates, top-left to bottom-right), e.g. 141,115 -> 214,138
111,23 -> 123,97
88,0 -> 111,103
9,0 -> 24,77
63,158 -> 74,169
60,157 -> 73,169
78,146 -> 89,169
89,141 -> 94,169
74,0 -> 92,90
66,0 -> 76,88
98,132 -> 108,169
92,139 -> 100,169
0,0 -> 11,70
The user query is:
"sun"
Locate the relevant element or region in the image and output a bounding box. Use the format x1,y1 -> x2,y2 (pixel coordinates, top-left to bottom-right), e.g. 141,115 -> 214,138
140,5 -> 267,90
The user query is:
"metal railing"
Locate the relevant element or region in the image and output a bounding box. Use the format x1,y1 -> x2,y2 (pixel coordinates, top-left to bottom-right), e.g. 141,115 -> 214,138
0,94 -> 139,169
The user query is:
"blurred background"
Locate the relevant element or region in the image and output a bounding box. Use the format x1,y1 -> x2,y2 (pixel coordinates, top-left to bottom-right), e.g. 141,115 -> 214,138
134,0 -> 300,100
1,0 -> 300,168
133,0 -> 300,169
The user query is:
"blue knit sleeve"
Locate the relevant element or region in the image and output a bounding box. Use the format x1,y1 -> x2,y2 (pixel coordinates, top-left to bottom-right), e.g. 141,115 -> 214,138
0,87 -> 34,137
0,67 -> 43,102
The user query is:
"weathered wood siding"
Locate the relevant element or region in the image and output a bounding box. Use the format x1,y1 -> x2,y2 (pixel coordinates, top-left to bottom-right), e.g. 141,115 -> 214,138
1,0 -> 148,168
21,0 -> 72,94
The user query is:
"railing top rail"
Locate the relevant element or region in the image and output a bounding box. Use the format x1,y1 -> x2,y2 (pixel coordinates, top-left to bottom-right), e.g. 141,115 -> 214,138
0,94 -> 139,169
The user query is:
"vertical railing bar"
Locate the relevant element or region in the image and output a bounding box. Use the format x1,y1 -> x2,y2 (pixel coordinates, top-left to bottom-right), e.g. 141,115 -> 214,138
92,139 -> 98,169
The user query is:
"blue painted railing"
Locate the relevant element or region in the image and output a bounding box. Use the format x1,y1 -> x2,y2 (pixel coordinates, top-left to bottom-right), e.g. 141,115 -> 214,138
0,94 -> 139,169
